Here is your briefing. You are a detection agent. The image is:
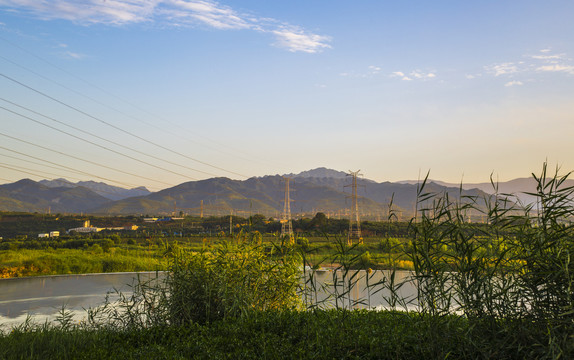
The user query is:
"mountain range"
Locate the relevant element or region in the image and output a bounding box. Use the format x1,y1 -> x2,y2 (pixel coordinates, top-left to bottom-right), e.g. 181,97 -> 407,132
0,168 -> 554,217
398,176 -> 574,206
38,179 -> 151,201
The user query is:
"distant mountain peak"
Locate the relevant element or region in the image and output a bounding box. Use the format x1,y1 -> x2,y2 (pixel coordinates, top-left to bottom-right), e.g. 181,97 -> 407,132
286,167 -> 349,179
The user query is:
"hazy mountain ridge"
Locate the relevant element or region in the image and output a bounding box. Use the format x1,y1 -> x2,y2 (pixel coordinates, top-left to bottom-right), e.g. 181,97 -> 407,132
0,179 -> 111,213
1,169 -> 504,216
39,178 -> 151,201
90,170 -> 491,216
398,177 -> 574,205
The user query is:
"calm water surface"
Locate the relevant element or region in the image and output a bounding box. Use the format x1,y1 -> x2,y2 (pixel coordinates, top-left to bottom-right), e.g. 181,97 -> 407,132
0,272 -> 163,330
0,270 -> 417,331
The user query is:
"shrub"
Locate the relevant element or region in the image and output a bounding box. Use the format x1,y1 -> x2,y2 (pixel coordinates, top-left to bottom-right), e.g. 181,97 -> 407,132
166,236 -> 302,325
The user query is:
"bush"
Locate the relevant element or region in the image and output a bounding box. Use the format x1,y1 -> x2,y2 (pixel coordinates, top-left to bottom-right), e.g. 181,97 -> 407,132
296,237 -> 309,250
378,237 -> 402,253
166,236 -> 302,325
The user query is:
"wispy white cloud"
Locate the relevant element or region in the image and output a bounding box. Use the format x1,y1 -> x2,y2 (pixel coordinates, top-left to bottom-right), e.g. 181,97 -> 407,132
505,80 -> 523,87
389,70 -> 435,81
536,64 -> 574,75
63,50 -> 87,59
0,0 -> 159,25
162,0 -> 250,30
0,0 -> 331,53
486,62 -> 519,76
272,27 -> 331,53
530,54 -> 564,60
368,65 -> 381,74
485,49 -> 574,83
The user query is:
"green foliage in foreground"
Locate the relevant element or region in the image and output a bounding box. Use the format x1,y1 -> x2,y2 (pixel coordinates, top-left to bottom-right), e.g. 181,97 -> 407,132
165,237 -> 302,325
3,310 -> 571,360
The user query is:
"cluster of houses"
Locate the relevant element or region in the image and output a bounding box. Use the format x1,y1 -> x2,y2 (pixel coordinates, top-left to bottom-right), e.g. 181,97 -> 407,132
38,220 -> 139,238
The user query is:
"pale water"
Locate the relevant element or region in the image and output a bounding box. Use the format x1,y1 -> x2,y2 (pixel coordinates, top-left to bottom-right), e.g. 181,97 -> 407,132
0,270 -> 417,331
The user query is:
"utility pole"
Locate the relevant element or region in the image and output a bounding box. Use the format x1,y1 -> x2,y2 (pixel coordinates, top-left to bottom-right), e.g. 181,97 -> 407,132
200,200 -> 204,218
229,209 -> 233,235
347,170 -> 362,245
281,177 -> 294,244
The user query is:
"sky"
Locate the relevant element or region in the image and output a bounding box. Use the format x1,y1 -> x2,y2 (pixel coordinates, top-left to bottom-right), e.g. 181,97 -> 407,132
0,0 -> 573,191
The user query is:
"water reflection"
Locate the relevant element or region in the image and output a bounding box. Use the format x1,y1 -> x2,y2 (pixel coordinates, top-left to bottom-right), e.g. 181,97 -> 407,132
0,272 -> 163,330
302,269 -> 418,311
1,270 -> 418,331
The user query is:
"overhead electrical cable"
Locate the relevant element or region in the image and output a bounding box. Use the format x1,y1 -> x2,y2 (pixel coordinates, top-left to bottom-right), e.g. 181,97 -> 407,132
0,163 -> 59,180
0,105 -> 203,180
0,97 -> 217,177
0,72 -> 248,178
0,54 -> 268,166
0,156 -> 150,198
0,40 -> 273,166
0,132 -> 175,188
0,161 -> 89,182
0,153 -> 88,183
0,145 -> 149,190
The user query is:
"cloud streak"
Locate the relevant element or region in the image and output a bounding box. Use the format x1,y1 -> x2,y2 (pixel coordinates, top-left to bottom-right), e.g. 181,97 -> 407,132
0,0 -> 331,53
484,49 -> 574,84
272,27 -> 331,53
505,80 -> 523,87
390,70 -> 436,81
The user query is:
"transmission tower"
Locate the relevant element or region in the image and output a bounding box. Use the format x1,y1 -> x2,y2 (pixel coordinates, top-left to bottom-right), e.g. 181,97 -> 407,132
281,177 -> 294,244
347,170 -> 362,244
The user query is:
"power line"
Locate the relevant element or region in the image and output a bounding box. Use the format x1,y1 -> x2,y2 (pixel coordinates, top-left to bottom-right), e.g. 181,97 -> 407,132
0,145 -> 148,190
0,161 -> 91,183
0,156 -> 151,198
0,97 -> 218,178
0,162 -> 59,181
0,52 -> 271,167
0,72 -> 248,178
0,131 -> 175,188
0,104 -> 203,180
0,153 -> 88,183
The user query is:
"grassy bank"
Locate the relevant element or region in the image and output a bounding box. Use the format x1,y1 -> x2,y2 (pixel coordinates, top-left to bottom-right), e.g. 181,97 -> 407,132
0,235 -> 416,278
0,248 -> 166,278
2,310 -> 565,360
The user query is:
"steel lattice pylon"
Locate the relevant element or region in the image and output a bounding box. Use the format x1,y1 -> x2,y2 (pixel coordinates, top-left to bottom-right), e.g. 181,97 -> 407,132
347,170 -> 362,244
281,177 -> 294,244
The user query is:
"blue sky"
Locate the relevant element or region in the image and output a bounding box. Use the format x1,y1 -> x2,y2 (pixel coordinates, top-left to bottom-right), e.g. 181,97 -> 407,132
0,0 -> 573,191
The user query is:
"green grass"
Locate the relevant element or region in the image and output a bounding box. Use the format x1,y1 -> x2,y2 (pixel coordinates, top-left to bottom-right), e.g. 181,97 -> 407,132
0,248 -> 165,277
1,310 -> 568,359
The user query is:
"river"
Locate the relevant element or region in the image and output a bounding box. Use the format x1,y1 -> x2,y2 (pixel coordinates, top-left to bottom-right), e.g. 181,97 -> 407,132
0,270 -> 418,331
